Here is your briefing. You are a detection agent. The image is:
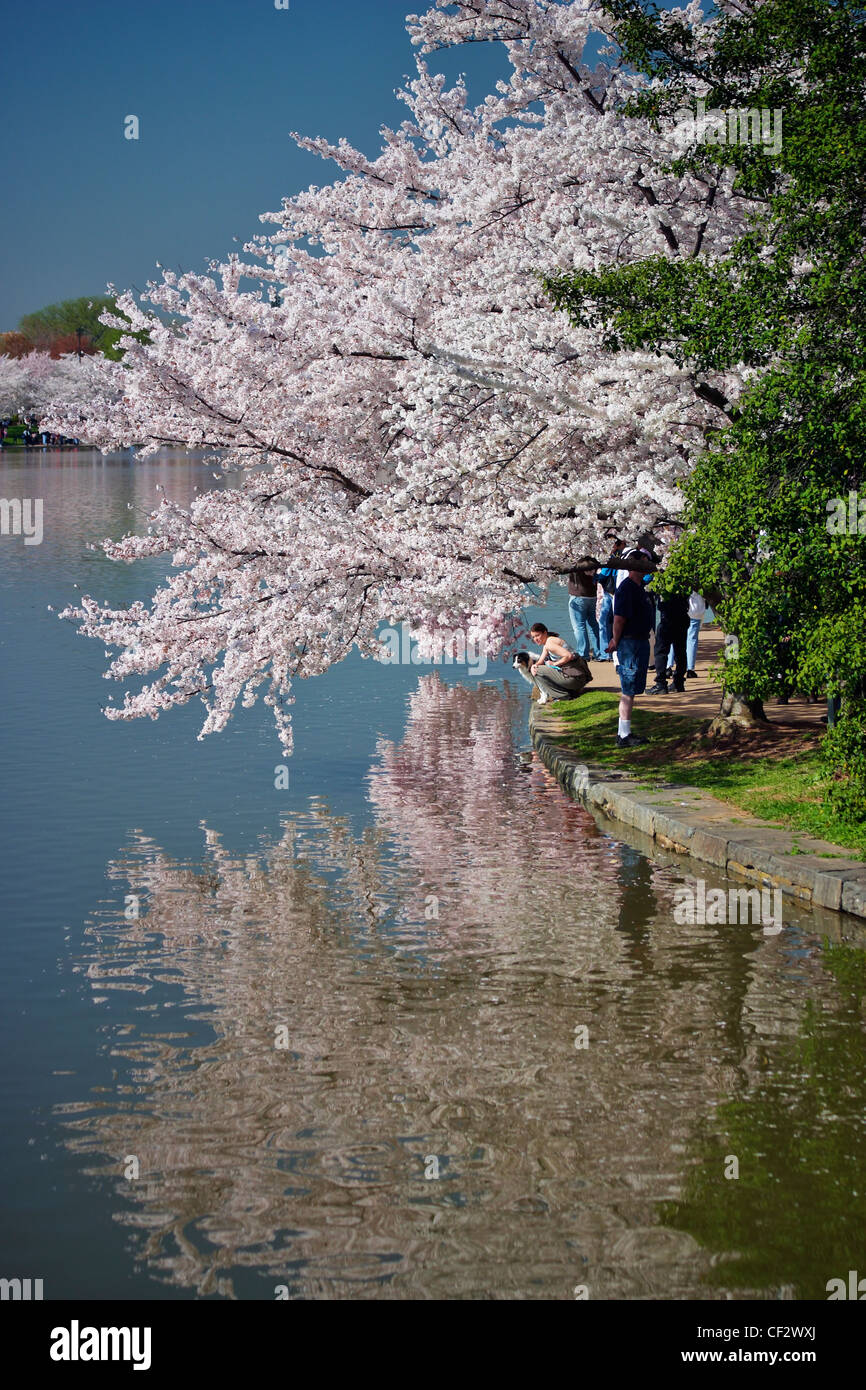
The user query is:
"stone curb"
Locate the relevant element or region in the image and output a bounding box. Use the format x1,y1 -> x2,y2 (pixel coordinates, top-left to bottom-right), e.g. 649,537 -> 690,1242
529,706 -> 866,922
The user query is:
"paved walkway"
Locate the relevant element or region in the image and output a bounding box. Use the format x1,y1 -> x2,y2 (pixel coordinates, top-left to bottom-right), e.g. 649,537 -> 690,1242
589,625 -> 826,729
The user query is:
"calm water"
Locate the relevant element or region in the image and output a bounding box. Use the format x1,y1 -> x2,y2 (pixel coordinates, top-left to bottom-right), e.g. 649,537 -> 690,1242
1,451 -> 865,1301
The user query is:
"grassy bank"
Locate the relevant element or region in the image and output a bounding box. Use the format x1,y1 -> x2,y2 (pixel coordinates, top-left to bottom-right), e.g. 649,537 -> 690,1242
545,690 -> 866,859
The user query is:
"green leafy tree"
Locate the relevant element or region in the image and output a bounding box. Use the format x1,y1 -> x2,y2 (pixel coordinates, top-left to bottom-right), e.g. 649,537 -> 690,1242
545,0 -> 866,816
16,296 -> 134,360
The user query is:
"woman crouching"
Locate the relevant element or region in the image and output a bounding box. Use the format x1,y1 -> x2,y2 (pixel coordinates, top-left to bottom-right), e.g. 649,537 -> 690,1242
514,625 -> 592,703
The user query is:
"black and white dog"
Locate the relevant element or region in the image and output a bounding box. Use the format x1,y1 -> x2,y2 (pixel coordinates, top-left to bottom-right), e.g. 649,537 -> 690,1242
513,651 -> 550,701
512,651 -> 535,685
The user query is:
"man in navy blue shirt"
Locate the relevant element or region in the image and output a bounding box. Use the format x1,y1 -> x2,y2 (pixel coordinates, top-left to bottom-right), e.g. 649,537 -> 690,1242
607,548 -> 655,748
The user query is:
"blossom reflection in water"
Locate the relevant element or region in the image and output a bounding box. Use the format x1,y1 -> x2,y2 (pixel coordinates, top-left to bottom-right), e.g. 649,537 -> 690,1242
59,677 -> 837,1299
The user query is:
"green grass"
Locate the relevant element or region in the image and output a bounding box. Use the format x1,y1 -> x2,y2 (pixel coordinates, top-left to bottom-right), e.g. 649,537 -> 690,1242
543,690 -> 866,859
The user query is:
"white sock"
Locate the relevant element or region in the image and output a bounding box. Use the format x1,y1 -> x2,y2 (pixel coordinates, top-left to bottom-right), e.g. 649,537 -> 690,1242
618,718 -> 630,738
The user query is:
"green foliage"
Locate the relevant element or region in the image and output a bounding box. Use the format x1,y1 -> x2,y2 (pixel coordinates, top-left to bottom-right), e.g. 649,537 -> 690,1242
545,0 -> 866,820
16,296 -> 137,360
605,0 -> 866,201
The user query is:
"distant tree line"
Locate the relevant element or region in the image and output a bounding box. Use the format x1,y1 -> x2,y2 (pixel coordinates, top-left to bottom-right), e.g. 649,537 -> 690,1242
0,296 -> 131,360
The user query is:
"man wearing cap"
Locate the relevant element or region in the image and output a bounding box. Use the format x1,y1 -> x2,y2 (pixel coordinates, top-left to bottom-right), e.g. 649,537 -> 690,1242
606,548 -> 656,748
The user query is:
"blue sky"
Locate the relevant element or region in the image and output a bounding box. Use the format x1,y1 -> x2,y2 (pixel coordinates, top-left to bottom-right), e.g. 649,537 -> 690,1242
0,0 -> 513,329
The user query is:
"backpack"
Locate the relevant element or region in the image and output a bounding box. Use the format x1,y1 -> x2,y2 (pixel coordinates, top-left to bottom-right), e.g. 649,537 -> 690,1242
560,653 -> 593,689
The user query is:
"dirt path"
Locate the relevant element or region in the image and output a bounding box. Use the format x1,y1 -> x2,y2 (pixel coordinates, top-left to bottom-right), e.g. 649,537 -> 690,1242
590,625 -> 826,730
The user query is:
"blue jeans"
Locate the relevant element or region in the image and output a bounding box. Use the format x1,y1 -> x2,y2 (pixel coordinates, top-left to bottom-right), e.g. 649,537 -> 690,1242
597,592 -> 614,659
568,595 -> 600,659
687,616 -> 702,670
617,636 -> 651,697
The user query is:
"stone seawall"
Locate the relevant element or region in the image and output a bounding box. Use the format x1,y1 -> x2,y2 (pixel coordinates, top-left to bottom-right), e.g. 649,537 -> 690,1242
530,705 -> 866,923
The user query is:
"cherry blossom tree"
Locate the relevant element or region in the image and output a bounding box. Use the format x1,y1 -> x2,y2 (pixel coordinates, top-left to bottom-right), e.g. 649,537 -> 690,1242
49,0 -> 748,752
0,350 -> 117,426
0,351 -> 60,417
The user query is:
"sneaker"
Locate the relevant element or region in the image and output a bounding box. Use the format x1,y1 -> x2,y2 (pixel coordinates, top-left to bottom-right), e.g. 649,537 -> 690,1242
647,682 -> 669,695
686,669 -> 698,679
537,691 -> 549,705
666,667 -> 674,680
673,684 -> 685,693
616,733 -> 647,748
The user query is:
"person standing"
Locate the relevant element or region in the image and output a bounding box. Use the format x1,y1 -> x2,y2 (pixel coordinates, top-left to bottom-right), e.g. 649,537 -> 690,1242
686,591 -> 706,677
606,549 -> 656,747
649,590 -> 690,693
596,533 -> 622,661
566,556 -> 602,661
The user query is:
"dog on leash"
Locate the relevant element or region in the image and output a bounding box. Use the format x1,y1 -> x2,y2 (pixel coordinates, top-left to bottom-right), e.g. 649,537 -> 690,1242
513,651 -> 549,701
513,652 -> 534,684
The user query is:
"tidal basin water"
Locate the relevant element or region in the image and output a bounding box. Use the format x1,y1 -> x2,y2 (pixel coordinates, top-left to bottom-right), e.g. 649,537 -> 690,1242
1,451 -> 865,1301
